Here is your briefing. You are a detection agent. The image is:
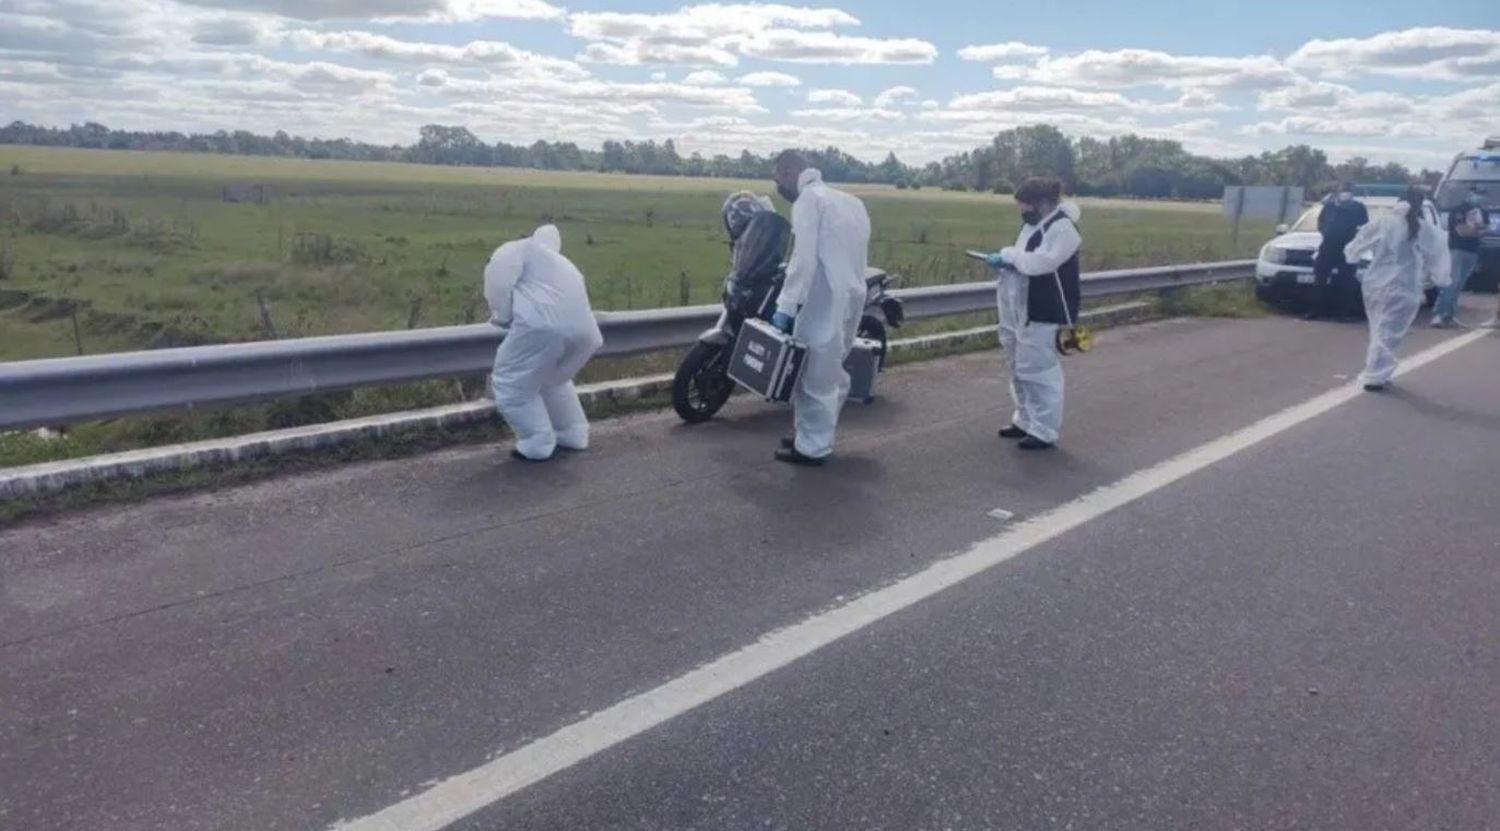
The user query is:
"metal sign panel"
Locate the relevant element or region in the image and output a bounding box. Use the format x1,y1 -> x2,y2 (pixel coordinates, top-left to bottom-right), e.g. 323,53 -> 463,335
1222,186 -> 1304,222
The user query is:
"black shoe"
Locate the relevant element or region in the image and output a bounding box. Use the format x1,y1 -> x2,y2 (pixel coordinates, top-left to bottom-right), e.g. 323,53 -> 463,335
998,425 -> 1027,439
780,436 -> 796,450
510,449 -> 552,462
1017,436 -> 1055,451
1362,383 -> 1385,393
774,446 -> 826,466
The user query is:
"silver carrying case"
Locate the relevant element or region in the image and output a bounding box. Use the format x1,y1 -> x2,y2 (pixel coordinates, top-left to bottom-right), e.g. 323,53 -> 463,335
843,337 -> 883,404
727,318 -> 808,403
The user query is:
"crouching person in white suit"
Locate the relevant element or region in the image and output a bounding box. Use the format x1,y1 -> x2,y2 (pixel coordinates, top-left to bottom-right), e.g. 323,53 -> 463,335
484,225 -> 604,462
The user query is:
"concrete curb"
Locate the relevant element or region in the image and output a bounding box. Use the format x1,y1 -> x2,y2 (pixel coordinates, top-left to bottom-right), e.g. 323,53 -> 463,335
0,302 -> 1153,501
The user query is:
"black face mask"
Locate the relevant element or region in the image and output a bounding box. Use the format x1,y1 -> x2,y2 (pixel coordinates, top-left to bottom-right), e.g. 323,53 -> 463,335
1021,209 -> 1042,225
777,182 -> 799,203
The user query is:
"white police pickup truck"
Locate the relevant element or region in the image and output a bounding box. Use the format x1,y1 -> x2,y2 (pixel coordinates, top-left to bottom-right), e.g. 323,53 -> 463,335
1255,195 -> 1441,310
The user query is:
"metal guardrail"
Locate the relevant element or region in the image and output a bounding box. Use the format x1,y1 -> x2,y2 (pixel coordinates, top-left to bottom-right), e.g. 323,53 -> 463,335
0,260 -> 1254,430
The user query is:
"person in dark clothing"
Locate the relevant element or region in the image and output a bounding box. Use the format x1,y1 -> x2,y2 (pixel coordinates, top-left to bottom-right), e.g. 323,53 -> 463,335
1306,182 -> 1369,320
1432,186 -> 1490,327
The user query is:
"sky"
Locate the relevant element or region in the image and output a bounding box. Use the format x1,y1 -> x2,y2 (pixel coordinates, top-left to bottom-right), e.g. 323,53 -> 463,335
1,0 -> 1497,171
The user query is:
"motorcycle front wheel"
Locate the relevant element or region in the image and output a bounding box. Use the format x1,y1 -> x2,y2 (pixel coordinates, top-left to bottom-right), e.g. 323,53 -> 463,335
672,341 -> 734,423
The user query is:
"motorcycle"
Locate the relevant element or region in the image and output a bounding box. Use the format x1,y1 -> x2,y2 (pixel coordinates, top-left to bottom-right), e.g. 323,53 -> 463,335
671,264 -> 905,423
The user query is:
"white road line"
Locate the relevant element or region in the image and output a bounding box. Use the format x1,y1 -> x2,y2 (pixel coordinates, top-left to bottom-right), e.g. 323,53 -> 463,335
331,329 -> 1490,831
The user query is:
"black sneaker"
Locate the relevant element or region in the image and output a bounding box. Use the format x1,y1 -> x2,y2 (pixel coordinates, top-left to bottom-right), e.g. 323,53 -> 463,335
510,449 -> 552,462
998,425 -> 1027,439
780,436 -> 796,450
1362,383 -> 1386,393
1017,435 -> 1055,451
774,446 -> 826,466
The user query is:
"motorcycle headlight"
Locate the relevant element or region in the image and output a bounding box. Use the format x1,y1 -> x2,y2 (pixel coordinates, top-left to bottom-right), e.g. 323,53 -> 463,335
1260,245 -> 1287,265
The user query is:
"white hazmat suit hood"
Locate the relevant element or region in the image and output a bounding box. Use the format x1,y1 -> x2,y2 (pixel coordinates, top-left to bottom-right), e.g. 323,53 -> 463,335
1342,202 -> 1450,386
777,168 -> 872,459
485,225 -> 604,460
996,201 -> 1083,445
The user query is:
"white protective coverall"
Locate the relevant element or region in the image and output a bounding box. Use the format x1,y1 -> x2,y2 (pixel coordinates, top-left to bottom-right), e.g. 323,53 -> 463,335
485,225 -> 604,460
996,202 -> 1083,444
777,168 -> 872,459
1342,203 -> 1450,386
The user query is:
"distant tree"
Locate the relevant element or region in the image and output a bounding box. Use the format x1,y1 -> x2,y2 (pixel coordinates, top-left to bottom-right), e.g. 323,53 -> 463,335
0,119 -> 1425,197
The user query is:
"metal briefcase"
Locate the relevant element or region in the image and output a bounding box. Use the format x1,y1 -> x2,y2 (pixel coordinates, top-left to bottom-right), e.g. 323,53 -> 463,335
727,318 -> 807,403
844,337 -> 883,404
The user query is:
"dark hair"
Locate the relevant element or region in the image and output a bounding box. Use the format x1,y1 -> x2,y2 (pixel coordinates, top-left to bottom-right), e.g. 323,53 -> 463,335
1015,176 -> 1062,206
773,149 -> 808,173
1401,186 -> 1424,240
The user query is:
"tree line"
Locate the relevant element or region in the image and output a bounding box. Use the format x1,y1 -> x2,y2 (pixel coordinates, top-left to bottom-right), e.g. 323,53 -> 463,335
0,120 -> 1443,200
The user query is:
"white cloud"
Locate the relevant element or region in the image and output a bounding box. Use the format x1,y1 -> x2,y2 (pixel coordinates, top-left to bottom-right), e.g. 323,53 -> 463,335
1256,79 -> 1499,139
191,16 -> 281,47
435,74 -> 766,115
1257,80 -> 1415,117
416,68 -> 448,87
807,88 -> 861,106
872,85 -> 917,108
683,69 -> 727,85
941,86 -> 1228,117
288,29 -> 587,79
738,70 -> 801,87
0,60 -> 76,85
244,56 -> 397,94
737,29 -> 937,64
569,4 -> 859,44
1242,117 -> 1436,139
1289,28 -> 1500,81
568,3 -> 935,66
1011,48 -> 1298,91
787,107 -> 904,122
957,41 -> 1049,62
1427,81 -> 1500,121
172,0 -> 563,23
578,40 -> 737,68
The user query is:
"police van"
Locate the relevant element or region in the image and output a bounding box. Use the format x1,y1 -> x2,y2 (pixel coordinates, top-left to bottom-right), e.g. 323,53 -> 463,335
1433,136 -> 1500,292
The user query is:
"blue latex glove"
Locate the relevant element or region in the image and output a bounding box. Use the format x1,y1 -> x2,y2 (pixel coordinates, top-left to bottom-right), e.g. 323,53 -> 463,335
771,311 -> 795,333
984,251 -> 1008,268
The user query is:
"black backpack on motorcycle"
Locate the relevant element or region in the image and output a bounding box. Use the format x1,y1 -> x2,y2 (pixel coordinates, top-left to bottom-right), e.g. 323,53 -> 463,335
725,211 -> 792,317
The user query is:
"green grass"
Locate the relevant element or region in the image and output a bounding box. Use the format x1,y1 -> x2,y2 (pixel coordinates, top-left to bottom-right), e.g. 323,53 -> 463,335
1158,281 -> 1272,319
0,146 -> 1277,467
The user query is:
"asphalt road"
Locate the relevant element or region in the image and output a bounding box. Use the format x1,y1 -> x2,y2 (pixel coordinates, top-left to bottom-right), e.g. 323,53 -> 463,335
1,310 -> 1496,831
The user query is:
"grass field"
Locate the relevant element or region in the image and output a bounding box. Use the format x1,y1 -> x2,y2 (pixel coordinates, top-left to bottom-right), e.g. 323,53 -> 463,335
0,145 -> 1275,467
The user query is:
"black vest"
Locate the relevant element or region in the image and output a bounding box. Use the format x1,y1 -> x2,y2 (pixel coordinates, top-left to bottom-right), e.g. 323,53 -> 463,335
1024,212 -> 1081,325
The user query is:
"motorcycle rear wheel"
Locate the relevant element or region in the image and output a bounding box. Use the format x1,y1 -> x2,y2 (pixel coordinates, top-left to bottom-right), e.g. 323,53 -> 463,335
672,341 -> 734,423
858,316 -> 888,366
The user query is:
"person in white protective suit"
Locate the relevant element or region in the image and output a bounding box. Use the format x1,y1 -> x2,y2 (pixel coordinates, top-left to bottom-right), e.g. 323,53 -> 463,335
484,225 -> 604,461
982,177 -> 1083,450
1342,187 -> 1450,392
769,150 -> 872,466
